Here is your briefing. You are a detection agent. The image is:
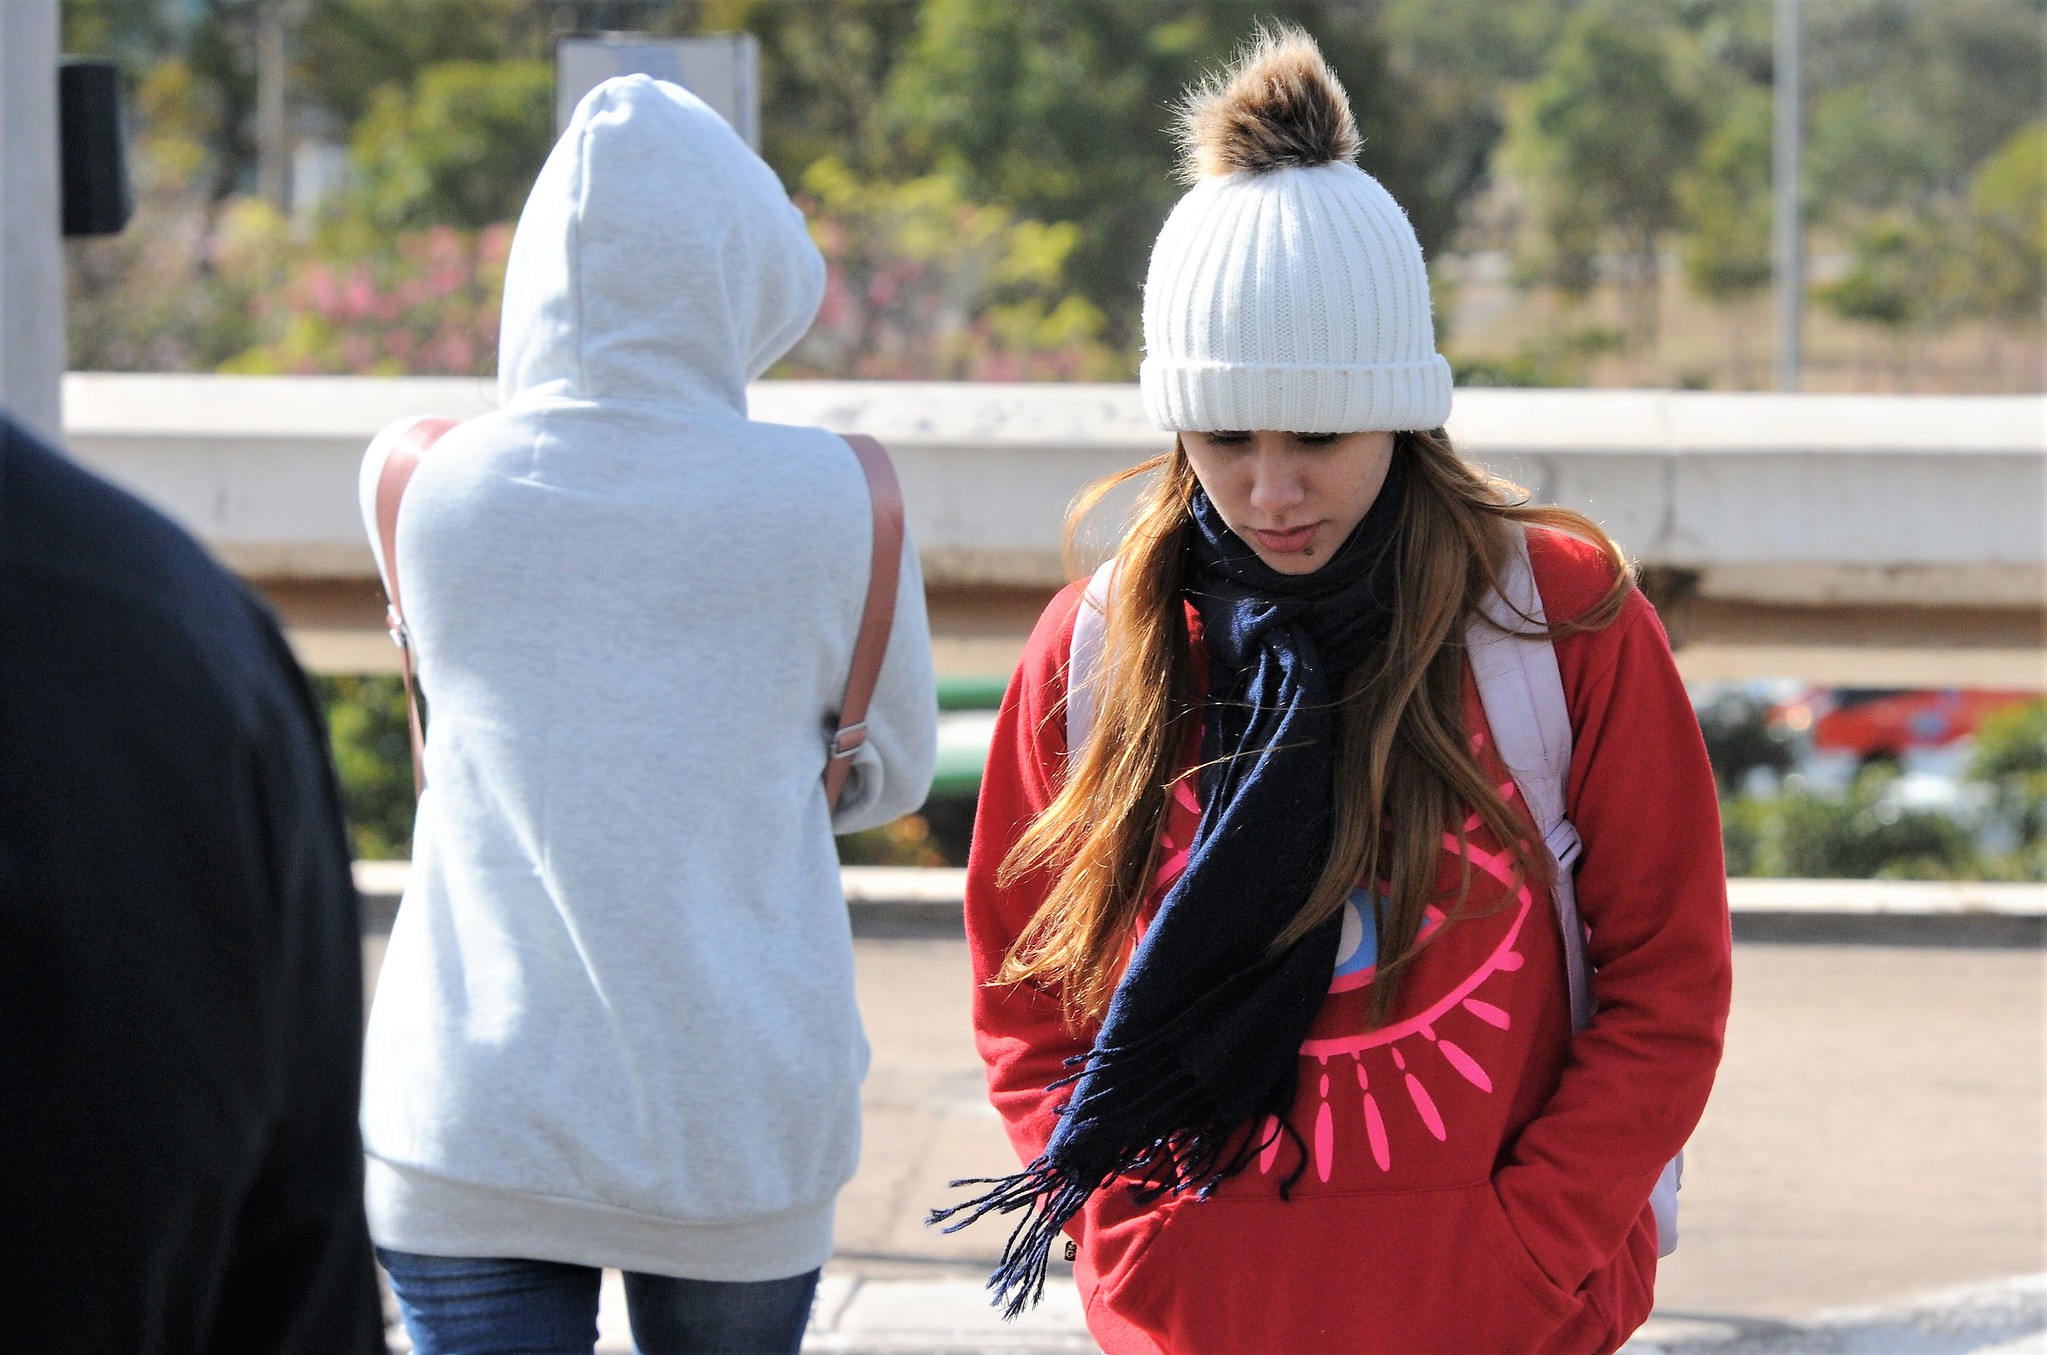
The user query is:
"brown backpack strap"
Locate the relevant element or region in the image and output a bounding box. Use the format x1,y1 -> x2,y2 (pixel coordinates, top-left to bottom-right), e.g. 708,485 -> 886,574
373,416 -> 458,800
825,433 -> 904,813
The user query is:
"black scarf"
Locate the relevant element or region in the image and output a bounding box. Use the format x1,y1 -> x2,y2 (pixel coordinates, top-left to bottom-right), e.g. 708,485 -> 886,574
931,453 -> 1409,1317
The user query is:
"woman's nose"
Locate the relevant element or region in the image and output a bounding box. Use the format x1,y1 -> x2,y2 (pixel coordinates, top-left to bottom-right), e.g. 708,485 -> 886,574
1246,453 -> 1306,516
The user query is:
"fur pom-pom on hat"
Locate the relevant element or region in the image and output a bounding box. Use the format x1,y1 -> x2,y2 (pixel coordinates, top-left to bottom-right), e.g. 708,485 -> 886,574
1175,25 -> 1360,182
1140,24 -> 1453,434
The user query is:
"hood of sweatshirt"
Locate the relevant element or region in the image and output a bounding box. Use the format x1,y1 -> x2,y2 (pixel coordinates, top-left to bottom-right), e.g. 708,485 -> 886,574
496,75 -> 825,414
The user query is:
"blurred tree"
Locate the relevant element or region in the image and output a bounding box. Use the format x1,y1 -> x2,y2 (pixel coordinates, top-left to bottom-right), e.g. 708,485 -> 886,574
1804,85 -> 1946,227
1803,0 -> 2042,226
720,0 -> 928,182
65,60 -> 279,372
778,158 -> 1118,381
1678,89 -> 1772,303
836,814 -> 950,867
1678,87 -> 1773,382
1780,771 -> 1979,880
883,0 -> 1493,351
220,219 -> 511,376
1379,0 -> 1571,87
316,675 -> 416,860
296,0 -> 541,131
1815,212 -> 1971,386
60,0 -> 177,69
1745,766 -> 1981,881
1694,686 -> 1798,797
1878,0 -> 2043,182
347,59 -> 554,231
1968,700 -> 2047,873
296,0 -> 932,219
1500,0 -> 1707,345
1963,122 -> 2046,323
58,0 -> 2044,389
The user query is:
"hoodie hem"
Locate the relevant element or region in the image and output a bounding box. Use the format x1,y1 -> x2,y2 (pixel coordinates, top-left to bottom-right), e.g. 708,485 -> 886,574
364,1157 -> 835,1282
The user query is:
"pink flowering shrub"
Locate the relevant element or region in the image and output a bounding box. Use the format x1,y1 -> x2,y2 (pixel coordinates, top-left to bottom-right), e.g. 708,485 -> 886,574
779,158 -> 1124,382
224,221 -> 512,377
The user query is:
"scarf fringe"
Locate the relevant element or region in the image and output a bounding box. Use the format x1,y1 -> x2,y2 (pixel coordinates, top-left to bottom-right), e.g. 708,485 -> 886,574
928,1059 -> 1310,1317
927,1159 -> 1096,1319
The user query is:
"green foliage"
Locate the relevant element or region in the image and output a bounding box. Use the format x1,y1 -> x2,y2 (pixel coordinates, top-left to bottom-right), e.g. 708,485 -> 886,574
1969,699 -> 2047,859
66,62 -> 287,372
1380,0 -> 1572,86
59,0 -> 2047,382
1803,0 -> 2044,212
1816,212 -> 1963,334
1501,1 -> 1708,340
728,0 -> 928,182
836,814 -> 950,867
1719,698 -> 2047,882
1723,766 -> 1980,881
183,2 -> 260,205
1811,117 -> 2041,340
1695,687 -> 1797,796
348,60 -> 554,232
316,675 -> 417,860
1963,123 -> 2047,322
220,220 -> 511,376
1797,1 -> 2043,340
61,0 -> 175,68
780,158 -> 1119,380
297,0 -> 544,130
883,0 -> 1493,349
1679,88 -> 1773,303
1805,85 -> 1948,225
1447,324 -> 1622,388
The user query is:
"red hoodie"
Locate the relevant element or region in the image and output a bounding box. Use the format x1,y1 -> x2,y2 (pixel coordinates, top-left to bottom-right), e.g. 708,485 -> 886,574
962,527 -> 1733,1355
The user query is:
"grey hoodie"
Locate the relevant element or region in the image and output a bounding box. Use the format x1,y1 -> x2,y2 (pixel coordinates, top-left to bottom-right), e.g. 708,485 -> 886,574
356,76 -> 937,1280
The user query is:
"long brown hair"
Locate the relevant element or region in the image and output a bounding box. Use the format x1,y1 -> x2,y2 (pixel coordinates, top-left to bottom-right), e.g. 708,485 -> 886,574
995,428 -> 1633,1027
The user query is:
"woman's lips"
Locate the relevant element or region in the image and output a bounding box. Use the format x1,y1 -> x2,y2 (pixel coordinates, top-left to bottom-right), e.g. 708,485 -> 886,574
1251,523 -> 1318,554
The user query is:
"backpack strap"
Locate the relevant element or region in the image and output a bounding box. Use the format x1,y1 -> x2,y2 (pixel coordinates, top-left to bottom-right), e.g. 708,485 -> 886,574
1468,527 -> 1685,1255
1064,558 -> 1118,757
371,416 -> 458,800
824,433 -> 904,813
1464,523 -> 1594,1031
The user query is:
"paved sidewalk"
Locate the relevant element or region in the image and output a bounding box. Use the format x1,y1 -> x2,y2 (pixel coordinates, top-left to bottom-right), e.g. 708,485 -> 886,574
386,1272 -> 2047,1353
363,893 -> 2044,1353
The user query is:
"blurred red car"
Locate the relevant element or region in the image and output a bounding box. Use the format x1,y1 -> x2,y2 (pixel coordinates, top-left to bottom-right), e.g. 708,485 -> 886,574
1770,688 -> 2035,761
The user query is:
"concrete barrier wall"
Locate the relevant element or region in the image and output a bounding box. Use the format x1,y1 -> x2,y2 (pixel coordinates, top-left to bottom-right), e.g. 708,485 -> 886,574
62,374 -> 2047,684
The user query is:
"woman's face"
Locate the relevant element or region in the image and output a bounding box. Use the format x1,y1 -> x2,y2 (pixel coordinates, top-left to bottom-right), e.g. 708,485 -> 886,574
1180,429 -> 1398,575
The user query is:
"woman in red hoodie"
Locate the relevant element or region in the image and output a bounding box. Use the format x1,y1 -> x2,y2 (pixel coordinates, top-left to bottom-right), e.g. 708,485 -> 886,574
932,26 -> 1732,1355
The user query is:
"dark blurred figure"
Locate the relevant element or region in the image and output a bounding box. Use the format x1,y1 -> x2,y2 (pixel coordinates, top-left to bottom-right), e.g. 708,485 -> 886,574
0,414 -> 384,1352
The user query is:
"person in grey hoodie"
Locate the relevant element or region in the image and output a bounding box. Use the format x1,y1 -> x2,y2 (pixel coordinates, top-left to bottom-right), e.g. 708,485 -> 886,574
357,75 -> 937,1353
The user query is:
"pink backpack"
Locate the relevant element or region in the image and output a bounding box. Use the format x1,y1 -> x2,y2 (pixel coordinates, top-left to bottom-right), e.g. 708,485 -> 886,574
1064,524 -> 1684,1255
368,415 -> 903,814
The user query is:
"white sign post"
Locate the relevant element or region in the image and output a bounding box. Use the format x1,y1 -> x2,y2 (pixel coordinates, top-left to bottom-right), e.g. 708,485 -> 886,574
0,0 -> 65,443
555,34 -> 760,148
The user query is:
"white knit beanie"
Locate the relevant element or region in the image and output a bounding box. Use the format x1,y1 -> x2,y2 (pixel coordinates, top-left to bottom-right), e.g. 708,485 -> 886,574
1139,27 -> 1453,435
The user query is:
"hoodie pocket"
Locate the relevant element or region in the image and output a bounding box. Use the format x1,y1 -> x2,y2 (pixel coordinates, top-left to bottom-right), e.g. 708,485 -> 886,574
1093,1179 -> 1580,1355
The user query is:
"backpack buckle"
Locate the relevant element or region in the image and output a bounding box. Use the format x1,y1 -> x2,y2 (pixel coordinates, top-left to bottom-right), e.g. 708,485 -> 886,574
1545,820 -> 1584,871
829,721 -> 868,760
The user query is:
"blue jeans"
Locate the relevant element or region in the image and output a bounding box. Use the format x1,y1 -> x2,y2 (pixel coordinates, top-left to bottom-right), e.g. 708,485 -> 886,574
376,1248 -> 819,1355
